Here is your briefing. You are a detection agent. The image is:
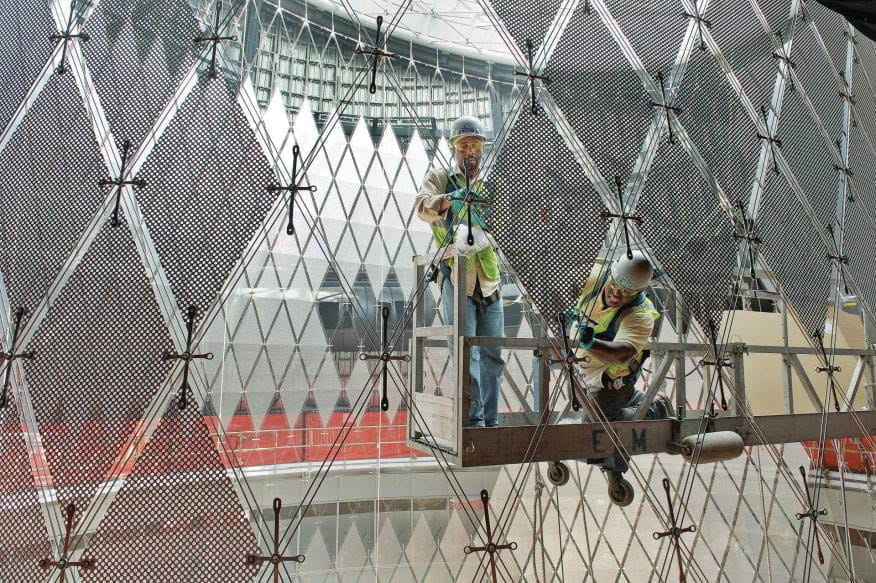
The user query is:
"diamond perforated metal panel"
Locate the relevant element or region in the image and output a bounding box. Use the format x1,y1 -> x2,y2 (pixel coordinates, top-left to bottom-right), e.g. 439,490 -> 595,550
677,40 -> 761,203
81,0 -> 200,150
489,99 -> 605,322
136,75 -> 279,313
0,72 -> 106,321
23,215 -> 174,521
636,141 -> 737,330
789,14 -> 845,146
0,0 -> 54,134
545,2 -> 651,182
843,124 -> 876,316
0,396 -> 52,582
488,0 -> 563,55
704,0 -> 783,110
603,0 -> 688,75
806,0 -> 849,76
81,391 -> 259,582
758,170 -> 831,336
773,81 -> 840,230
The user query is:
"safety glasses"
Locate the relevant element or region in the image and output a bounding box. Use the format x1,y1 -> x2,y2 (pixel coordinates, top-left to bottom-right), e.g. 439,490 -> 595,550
605,276 -> 640,299
453,140 -> 484,154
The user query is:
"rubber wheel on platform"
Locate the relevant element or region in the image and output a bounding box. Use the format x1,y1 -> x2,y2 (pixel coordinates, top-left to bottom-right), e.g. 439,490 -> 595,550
547,461 -> 570,486
607,472 -> 635,507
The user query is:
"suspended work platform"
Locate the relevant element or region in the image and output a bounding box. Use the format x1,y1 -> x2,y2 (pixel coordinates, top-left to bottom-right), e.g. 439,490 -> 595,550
406,253 -> 876,468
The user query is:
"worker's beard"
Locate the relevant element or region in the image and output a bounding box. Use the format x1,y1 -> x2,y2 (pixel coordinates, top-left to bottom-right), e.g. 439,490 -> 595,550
463,156 -> 480,177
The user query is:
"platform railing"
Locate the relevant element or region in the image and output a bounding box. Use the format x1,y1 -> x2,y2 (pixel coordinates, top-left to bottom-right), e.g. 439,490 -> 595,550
408,252 -> 876,467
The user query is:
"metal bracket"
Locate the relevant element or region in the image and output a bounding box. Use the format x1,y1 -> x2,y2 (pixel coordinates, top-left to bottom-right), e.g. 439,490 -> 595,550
267,144 -> 317,236
246,497 -> 305,582
162,305 -> 213,410
39,502 -> 95,581
463,489 -> 517,583
354,16 -> 400,94
513,38 -> 552,115
98,139 -> 146,227
193,2 -> 237,79
0,307 -> 36,409
50,0 -> 90,75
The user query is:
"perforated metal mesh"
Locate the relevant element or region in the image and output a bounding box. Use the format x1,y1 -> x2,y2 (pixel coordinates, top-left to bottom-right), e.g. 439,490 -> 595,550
843,124 -> 876,316
637,141 -> 737,330
806,1 -> 849,75
789,15 -> 844,146
603,0 -> 687,75
677,40 -> 760,203
0,0 -> 54,134
81,0 -> 200,150
758,171 -> 831,336
24,216 -> 174,520
704,0 -> 783,110
0,72 -> 106,319
0,396 -> 51,582
490,98 -> 605,322
136,76 -> 278,313
82,391 -> 259,582
545,2 -> 651,181
774,79 -> 840,230
488,0 -> 563,55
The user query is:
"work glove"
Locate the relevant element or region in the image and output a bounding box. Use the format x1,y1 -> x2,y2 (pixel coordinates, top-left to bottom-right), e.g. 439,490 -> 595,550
577,324 -> 595,350
455,224 -> 491,256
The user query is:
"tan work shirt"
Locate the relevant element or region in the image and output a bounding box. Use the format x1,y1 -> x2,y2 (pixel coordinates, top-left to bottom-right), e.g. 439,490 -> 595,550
416,166 -> 500,297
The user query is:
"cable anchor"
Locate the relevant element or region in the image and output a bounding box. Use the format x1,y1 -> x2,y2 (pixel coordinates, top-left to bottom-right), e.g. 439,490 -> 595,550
246,497 -> 305,581
162,305 -> 213,410
39,502 -> 95,581
98,139 -> 146,228
812,329 -> 842,412
193,1 -> 237,79
601,176 -> 642,260
732,200 -> 761,282
699,319 -> 733,411
683,0 -> 712,51
0,307 -> 36,409
544,314 -> 591,411
50,0 -> 89,75
653,477 -> 696,583
354,16 -> 399,94
795,466 -> 828,565
268,144 -> 317,236
360,305 -> 410,411
513,39 -> 551,115
463,489 -> 517,583
757,106 -> 783,175
648,71 -> 682,144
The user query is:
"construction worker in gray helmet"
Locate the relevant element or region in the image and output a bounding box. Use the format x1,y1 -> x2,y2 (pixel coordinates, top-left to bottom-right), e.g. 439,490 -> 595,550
415,115 -> 504,428
562,252 -> 674,506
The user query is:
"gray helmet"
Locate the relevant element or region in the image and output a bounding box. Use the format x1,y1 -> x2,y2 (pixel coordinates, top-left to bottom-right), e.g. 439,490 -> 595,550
449,115 -> 486,145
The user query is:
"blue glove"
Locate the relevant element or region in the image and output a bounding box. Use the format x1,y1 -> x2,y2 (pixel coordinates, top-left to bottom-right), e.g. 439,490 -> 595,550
578,324 -> 595,350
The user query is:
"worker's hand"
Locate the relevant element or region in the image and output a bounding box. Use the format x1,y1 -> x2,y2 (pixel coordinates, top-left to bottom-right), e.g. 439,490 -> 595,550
577,325 -> 595,350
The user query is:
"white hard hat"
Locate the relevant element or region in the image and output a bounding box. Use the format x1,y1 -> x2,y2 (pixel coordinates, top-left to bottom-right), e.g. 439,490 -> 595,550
610,252 -> 654,292
449,116 -> 486,145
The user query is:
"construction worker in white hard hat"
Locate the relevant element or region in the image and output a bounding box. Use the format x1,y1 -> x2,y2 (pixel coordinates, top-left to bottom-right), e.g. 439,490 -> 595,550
415,115 -> 505,428
565,251 -> 673,505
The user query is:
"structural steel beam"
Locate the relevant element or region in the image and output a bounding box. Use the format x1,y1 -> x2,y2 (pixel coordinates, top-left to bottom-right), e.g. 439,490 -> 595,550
446,411 -> 876,467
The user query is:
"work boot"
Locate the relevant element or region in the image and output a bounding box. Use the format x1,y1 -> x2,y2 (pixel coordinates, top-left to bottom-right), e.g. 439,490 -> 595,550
652,392 -> 674,420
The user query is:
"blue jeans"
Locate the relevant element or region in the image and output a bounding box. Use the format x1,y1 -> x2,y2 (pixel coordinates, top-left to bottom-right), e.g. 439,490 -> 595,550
441,272 -> 505,427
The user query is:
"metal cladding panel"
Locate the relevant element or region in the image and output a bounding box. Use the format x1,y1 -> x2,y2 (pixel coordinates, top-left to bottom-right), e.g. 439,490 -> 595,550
759,170 -> 831,337
603,0 -> 688,76
636,142 -> 738,330
0,0 -> 54,134
81,0 -> 200,150
790,16 -> 845,146
545,3 -> 651,182
806,0 -> 850,76
136,76 -> 278,313
0,397 -> 51,582
489,99 -> 605,324
24,215 -> 174,521
843,124 -> 876,315
488,0 -> 563,55
82,392 -> 259,583
705,0 -> 782,109
676,44 -> 760,203
774,82 -> 840,230
0,72 -> 106,319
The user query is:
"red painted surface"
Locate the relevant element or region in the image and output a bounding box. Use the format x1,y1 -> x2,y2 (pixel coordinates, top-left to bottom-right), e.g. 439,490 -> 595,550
803,436 -> 875,474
